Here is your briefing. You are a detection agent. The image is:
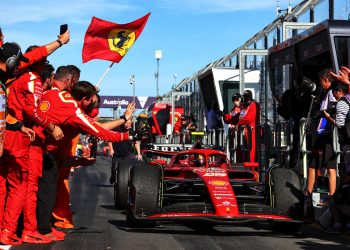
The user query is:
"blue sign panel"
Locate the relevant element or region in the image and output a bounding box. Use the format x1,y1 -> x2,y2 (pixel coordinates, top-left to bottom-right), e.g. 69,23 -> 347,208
99,96 -> 156,109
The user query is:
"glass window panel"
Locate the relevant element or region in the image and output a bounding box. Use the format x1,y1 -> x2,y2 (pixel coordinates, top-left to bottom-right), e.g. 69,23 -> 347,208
334,36 -> 350,69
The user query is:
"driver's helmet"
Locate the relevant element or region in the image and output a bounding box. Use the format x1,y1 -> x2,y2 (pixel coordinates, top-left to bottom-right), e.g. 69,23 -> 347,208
194,155 -> 205,166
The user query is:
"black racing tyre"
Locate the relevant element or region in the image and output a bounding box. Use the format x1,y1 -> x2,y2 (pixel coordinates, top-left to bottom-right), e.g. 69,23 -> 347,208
126,163 -> 161,227
269,168 -> 304,231
114,159 -> 140,209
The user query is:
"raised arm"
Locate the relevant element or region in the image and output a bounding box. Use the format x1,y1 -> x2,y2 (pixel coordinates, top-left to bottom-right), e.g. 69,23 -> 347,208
70,113 -> 130,142
18,29 -> 70,70
96,102 -> 136,130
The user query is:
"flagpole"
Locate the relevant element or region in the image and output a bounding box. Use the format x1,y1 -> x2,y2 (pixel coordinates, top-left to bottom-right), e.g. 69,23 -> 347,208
95,62 -> 115,88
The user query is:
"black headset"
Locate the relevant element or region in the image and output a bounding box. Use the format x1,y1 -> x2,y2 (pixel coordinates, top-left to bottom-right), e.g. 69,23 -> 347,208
5,47 -> 21,69
0,44 -> 21,70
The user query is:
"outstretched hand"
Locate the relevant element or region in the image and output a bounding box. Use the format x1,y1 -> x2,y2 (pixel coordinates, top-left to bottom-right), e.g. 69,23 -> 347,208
124,102 -> 136,121
58,29 -> 70,45
329,66 -> 350,85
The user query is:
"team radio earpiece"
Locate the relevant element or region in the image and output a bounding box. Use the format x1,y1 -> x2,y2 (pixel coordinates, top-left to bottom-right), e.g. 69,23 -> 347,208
5,47 -> 21,70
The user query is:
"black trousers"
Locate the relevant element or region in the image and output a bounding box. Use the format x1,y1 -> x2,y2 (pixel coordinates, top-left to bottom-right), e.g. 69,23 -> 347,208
37,153 -> 58,234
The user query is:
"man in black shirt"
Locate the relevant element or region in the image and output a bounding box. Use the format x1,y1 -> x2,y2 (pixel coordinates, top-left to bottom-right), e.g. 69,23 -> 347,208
108,119 -> 141,184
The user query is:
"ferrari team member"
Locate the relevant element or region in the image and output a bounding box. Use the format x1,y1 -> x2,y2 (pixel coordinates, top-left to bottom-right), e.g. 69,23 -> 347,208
67,65 -> 81,89
37,81 -> 133,238
0,44 -> 29,246
51,65 -> 81,230
222,93 -> 242,160
0,28 -> 70,156
40,63 -> 55,91
1,45 -> 64,245
222,90 -> 259,162
0,38 -> 69,244
52,93 -> 135,230
236,90 -> 260,162
49,66 -> 91,230
0,35 -> 69,245
50,65 -> 82,230
0,43 -> 32,158
21,49 -> 57,244
49,68 -> 133,230
35,65 -> 74,240
222,94 -> 241,133
223,93 -> 242,127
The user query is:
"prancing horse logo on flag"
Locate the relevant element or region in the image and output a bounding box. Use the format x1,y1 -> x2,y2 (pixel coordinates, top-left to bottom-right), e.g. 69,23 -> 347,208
108,29 -> 136,57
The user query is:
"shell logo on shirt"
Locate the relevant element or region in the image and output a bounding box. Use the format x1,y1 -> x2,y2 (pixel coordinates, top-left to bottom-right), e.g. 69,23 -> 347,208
40,101 -> 50,112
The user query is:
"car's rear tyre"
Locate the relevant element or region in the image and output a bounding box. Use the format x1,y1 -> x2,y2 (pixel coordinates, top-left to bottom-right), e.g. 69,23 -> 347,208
269,168 -> 304,231
126,163 -> 161,227
114,159 -> 140,209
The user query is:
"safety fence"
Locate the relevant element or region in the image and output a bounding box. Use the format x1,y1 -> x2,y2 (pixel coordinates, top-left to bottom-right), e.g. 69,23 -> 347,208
153,129 -> 225,148
152,120 -> 345,182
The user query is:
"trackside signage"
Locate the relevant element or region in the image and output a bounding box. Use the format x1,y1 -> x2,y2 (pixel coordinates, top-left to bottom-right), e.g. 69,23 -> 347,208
99,96 -> 156,109
148,144 -> 193,152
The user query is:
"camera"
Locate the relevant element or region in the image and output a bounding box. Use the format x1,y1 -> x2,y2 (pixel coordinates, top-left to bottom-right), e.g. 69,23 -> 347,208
135,123 -> 150,141
296,76 -> 316,97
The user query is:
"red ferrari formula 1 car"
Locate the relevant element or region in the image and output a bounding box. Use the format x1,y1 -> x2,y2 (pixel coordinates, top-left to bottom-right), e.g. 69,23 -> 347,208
124,148 -> 304,230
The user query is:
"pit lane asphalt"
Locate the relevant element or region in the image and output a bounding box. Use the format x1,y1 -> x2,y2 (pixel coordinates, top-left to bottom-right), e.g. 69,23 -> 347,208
10,156 -> 350,250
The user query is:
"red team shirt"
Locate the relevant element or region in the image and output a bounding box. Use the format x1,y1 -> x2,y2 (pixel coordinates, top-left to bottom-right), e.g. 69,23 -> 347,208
223,101 -> 260,162
39,88 -> 129,157
0,45 -> 48,146
7,70 -> 50,128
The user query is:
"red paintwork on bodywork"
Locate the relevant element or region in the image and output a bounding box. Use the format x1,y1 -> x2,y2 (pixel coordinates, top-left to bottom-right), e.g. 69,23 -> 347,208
142,148 -> 294,222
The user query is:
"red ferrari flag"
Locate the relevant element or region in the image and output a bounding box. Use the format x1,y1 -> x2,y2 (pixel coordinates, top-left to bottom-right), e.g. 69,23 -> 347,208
82,13 -> 151,63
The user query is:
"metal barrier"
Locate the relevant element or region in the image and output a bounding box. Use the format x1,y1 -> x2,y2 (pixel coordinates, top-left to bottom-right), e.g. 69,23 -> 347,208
298,118 -> 341,187
155,135 -> 168,144
191,131 -> 206,144
151,118 -> 344,183
205,129 -> 225,149
154,130 -> 213,147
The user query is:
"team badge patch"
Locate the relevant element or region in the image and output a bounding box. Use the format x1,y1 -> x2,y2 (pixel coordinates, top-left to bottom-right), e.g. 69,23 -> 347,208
108,29 -> 136,57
